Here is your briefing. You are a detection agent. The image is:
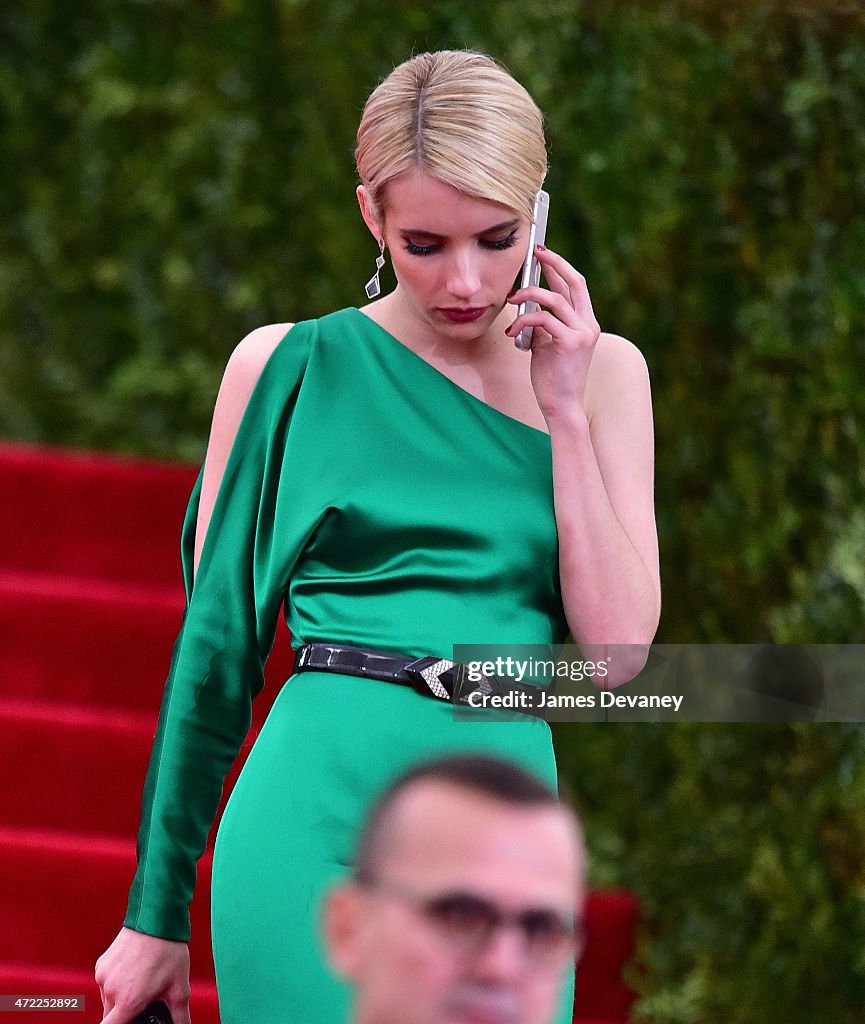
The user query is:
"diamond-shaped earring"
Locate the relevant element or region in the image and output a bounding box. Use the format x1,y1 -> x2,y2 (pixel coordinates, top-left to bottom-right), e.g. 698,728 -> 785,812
364,240 -> 386,299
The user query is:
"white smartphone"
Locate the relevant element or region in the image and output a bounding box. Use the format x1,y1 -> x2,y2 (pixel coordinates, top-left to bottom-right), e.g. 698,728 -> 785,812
514,189 -> 550,350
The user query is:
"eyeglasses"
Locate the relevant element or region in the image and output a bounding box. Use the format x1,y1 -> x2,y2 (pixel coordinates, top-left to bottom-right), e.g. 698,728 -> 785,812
358,878 -> 580,964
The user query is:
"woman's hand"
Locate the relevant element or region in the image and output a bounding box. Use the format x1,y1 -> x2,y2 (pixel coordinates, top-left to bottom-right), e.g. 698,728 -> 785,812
95,928 -> 191,1024
506,244 -> 601,426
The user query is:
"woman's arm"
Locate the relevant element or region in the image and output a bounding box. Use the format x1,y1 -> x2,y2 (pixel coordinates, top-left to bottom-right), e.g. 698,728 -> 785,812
507,246 -> 660,664
96,322 -> 295,1022
548,331 -> 660,644
194,322 -> 293,576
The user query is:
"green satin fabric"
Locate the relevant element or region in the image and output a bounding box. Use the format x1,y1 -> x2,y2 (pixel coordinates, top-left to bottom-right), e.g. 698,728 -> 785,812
123,307 -> 572,1022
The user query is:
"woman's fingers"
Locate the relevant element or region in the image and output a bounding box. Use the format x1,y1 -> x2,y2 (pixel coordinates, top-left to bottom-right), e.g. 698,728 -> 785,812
532,245 -> 600,324
167,995 -> 192,1024
507,291 -> 599,345
510,286 -> 580,329
506,307 -> 573,344
533,253 -> 571,298
98,1007 -> 127,1024
97,993 -> 190,1024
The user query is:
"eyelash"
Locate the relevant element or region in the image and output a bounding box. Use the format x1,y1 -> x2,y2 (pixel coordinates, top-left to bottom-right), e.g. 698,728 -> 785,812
403,231 -> 519,257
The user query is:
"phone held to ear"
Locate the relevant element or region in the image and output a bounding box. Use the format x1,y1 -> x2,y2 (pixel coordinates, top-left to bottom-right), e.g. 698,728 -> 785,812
514,189 -> 550,350
129,1002 -> 173,1024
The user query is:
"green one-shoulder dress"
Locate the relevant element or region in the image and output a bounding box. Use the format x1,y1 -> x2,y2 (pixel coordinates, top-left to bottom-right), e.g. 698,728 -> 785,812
123,307 -> 573,1023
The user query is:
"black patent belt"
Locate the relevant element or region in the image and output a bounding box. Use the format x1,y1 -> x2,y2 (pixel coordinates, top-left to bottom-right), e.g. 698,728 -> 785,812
293,642 -> 538,709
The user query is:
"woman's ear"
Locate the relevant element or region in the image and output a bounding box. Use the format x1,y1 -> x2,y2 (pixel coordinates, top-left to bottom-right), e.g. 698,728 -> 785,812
356,185 -> 383,243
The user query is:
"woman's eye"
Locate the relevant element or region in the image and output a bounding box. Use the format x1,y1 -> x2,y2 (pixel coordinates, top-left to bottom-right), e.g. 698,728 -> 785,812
404,241 -> 439,256
403,231 -> 518,257
481,231 -> 518,251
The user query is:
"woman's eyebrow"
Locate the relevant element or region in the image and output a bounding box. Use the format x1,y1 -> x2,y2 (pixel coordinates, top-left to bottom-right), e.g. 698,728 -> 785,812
399,218 -> 520,240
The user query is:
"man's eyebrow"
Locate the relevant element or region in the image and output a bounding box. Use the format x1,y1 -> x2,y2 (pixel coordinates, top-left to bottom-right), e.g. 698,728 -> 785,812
399,218 -> 520,240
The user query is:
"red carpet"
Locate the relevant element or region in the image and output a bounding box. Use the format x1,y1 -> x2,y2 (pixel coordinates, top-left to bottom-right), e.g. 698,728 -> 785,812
0,440 -> 637,1023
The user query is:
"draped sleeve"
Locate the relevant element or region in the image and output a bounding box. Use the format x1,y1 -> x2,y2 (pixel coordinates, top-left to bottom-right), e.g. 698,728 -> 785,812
123,322 -> 315,941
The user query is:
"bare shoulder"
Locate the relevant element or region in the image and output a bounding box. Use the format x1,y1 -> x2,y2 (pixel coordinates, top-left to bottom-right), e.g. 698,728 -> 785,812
214,322 -> 295,412
194,322 -> 294,573
590,331 -> 650,380
223,322 -> 295,388
585,331 -> 651,419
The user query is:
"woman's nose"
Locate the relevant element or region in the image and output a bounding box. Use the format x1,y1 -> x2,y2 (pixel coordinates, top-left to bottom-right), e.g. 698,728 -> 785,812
445,251 -> 482,299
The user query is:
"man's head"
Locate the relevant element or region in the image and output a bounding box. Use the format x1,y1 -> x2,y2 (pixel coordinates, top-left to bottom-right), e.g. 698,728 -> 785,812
322,754 -> 586,1024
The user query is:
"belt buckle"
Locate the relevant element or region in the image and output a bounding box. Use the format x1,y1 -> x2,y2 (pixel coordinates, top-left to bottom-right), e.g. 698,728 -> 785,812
404,656 -> 455,701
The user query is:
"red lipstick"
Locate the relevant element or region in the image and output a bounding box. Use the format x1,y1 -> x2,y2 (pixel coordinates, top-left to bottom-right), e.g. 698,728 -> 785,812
440,306 -> 488,323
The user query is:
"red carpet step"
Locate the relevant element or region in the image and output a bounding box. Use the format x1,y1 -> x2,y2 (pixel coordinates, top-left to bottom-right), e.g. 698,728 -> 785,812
0,569 -> 184,709
0,699 -> 156,836
0,440 -> 637,1024
0,442 -> 195,586
0,826 -> 214,977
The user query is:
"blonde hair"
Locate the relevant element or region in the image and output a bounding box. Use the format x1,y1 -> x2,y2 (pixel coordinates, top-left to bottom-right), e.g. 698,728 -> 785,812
355,50 -> 547,224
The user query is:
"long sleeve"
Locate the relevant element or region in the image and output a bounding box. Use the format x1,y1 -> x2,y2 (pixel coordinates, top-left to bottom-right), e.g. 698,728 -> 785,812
123,324 -> 314,941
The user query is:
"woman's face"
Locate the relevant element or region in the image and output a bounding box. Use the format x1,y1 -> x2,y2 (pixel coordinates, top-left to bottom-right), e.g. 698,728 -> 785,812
359,170 -> 530,342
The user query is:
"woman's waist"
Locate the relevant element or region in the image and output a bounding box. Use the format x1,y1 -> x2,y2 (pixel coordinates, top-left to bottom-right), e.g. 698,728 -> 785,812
287,618 -> 566,662
266,668 -> 555,752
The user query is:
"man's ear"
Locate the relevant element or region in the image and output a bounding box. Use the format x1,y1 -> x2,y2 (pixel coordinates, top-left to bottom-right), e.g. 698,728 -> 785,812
356,185 -> 384,244
321,882 -> 365,979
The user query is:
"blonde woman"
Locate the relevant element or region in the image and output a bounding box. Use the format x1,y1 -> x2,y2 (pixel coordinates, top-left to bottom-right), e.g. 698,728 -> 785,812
95,50 -> 660,1024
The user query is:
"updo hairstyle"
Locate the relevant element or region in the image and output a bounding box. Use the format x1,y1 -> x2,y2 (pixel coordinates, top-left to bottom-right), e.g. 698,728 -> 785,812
355,50 -> 547,225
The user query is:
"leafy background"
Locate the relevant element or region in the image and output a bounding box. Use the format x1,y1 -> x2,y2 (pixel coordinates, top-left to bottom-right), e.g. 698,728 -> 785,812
2,1 -> 863,1020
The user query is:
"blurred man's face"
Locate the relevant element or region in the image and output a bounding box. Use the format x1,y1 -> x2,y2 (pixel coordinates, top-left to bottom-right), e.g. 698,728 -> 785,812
325,781 -> 584,1024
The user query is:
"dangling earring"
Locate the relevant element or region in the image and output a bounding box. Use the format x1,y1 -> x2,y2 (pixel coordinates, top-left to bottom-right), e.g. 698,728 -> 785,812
364,239 -> 386,299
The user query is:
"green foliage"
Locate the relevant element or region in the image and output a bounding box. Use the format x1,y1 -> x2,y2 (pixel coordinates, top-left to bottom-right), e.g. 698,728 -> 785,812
555,720 -> 865,1023
3,6 -> 865,1019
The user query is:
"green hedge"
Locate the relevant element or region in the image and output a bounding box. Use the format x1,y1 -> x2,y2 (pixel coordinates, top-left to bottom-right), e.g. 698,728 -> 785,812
3,3 -> 864,1020
554,720 -> 865,1022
